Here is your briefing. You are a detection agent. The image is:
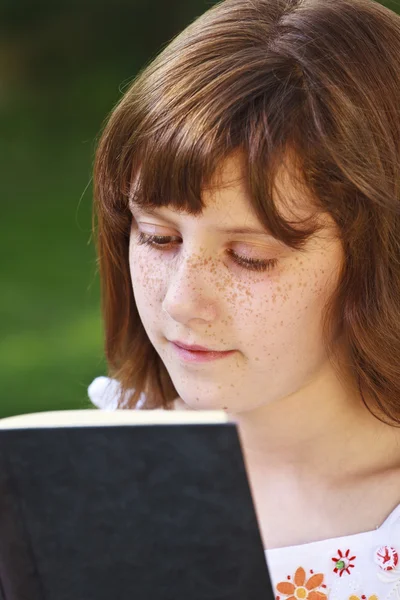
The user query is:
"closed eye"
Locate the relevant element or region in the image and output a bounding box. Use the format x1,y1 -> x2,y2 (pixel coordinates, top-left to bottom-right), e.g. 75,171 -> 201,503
135,231 -> 278,273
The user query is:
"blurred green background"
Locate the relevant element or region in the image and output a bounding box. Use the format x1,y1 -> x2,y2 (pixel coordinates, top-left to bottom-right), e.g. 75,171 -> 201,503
1,0 -> 399,417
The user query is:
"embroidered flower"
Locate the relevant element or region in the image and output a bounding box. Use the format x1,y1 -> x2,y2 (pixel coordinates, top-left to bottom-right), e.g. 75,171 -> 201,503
375,548 -> 400,589
349,595 -> 378,600
374,546 -> 399,571
332,549 -> 356,576
276,567 -> 327,600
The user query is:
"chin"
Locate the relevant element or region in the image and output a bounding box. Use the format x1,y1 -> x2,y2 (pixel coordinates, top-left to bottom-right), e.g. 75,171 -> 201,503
179,396 -> 226,412
172,386 -> 244,414
166,364 -> 252,413
171,383 -> 228,411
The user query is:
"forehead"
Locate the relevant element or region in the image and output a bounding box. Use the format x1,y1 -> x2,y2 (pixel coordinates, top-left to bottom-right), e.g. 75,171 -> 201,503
187,152 -> 318,226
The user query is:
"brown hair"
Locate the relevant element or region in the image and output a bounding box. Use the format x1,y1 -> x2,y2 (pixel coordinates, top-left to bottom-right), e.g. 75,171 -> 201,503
93,0 -> 400,421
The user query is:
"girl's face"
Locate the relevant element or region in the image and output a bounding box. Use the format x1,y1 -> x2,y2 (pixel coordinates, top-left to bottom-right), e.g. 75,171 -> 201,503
128,154 -> 344,413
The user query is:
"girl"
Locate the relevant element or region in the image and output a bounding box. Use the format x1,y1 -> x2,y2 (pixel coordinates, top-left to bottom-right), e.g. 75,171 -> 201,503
89,0 -> 400,593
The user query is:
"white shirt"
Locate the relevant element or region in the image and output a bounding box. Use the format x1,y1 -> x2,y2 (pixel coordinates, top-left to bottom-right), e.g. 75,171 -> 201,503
88,376 -> 400,597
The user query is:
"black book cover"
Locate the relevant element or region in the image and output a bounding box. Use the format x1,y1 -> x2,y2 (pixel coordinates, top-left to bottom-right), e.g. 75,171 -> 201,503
0,422 -> 274,600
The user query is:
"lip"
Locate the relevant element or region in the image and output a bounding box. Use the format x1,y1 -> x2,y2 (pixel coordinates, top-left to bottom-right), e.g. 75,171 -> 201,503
171,340 -> 220,352
169,340 -> 235,363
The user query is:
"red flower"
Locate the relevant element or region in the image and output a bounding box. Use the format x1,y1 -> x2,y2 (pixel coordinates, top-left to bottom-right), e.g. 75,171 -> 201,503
332,549 -> 356,576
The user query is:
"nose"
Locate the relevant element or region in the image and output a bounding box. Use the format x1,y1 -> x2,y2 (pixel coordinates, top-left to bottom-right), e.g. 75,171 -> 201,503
161,253 -> 218,326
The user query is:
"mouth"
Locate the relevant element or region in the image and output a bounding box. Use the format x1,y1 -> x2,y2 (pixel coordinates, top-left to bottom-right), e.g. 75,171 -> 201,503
171,340 -> 224,352
168,340 -> 236,363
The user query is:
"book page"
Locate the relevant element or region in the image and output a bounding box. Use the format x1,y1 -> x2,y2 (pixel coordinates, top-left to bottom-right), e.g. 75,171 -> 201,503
0,409 -> 230,429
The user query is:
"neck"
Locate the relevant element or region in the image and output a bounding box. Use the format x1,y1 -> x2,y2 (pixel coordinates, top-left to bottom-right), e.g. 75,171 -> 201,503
228,359 -> 398,482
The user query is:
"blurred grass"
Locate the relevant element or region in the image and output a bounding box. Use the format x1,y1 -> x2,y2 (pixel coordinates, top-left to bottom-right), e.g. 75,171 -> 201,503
0,67 -> 129,417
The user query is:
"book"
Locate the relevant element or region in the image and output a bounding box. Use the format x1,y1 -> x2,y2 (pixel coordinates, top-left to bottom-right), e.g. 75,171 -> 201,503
0,409 -> 274,600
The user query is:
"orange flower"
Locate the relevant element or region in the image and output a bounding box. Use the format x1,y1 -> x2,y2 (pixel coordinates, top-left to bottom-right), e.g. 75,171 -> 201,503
276,567 -> 327,600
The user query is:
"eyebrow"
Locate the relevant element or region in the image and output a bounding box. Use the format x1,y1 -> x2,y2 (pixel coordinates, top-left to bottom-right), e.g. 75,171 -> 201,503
129,204 -> 275,238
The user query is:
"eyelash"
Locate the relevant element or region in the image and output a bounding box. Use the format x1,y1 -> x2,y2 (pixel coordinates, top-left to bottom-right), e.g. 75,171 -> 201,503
136,232 -> 278,273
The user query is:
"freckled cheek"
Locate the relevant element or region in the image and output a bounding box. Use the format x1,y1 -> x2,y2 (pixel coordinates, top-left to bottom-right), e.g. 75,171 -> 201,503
129,252 -> 167,307
272,271 -> 334,335
220,280 -> 277,335
231,277 -> 305,333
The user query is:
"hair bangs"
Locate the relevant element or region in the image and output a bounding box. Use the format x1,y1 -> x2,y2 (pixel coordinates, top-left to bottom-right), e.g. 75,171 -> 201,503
124,78 -> 325,252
